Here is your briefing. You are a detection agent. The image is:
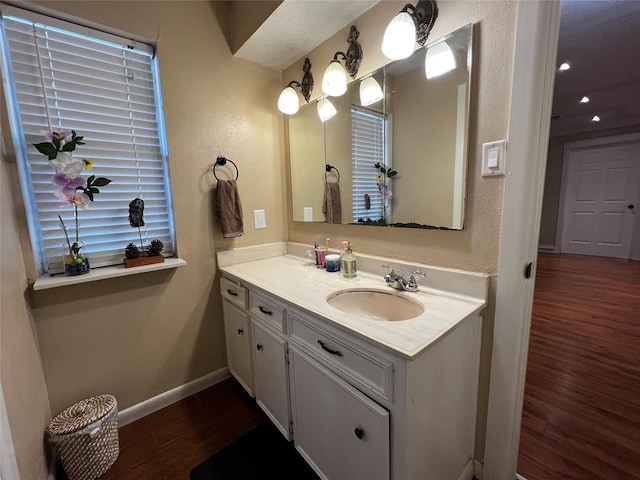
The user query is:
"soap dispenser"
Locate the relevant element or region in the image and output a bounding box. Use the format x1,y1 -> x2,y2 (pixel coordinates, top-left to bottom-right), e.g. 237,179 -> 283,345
341,241 -> 357,278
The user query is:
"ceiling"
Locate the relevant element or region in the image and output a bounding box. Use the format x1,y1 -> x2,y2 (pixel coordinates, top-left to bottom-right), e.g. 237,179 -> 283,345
233,0 -> 381,71
551,0 -> 640,137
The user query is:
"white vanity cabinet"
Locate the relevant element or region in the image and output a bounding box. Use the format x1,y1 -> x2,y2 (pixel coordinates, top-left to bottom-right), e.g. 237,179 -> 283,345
220,277 -> 253,396
288,306 -> 482,480
250,290 -> 292,440
218,252 -> 485,480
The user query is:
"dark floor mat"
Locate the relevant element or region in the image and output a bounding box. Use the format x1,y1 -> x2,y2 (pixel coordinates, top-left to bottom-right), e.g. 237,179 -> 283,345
190,421 -> 319,480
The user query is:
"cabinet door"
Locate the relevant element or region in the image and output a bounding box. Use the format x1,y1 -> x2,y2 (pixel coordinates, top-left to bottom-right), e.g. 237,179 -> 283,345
222,299 -> 253,396
290,346 -> 390,480
253,320 -> 292,440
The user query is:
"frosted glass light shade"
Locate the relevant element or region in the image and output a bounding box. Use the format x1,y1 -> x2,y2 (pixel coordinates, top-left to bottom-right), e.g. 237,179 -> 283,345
322,60 -> 348,96
359,77 -> 383,106
278,86 -> 299,115
317,97 -> 337,122
381,11 -> 416,60
425,41 -> 456,79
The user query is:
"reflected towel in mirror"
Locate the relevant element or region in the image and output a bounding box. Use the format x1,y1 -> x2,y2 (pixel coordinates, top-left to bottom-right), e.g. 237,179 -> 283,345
216,179 -> 244,237
323,181 -> 342,224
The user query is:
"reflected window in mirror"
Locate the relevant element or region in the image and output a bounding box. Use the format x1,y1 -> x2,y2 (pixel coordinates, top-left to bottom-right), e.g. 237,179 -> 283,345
351,107 -> 388,224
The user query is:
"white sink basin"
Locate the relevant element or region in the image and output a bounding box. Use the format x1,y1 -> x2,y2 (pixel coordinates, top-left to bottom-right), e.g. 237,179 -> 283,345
326,288 -> 425,322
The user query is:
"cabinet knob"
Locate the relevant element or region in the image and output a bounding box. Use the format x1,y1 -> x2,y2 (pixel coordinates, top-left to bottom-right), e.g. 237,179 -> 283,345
256,344 -> 263,351
354,427 -> 364,440
237,328 -> 244,335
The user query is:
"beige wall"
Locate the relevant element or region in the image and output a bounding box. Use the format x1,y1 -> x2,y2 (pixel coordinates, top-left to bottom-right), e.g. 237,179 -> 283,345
1,89 -> 52,478
284,1 -> 518,458
2,0 -> 287,423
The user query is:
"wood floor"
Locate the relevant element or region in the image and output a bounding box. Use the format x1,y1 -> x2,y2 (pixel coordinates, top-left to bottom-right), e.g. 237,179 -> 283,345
60,378 -> 265,480
518,253 -> 640,479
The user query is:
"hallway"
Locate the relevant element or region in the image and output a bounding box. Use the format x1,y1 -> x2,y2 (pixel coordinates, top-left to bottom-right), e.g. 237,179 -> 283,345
518,253 -> 640,479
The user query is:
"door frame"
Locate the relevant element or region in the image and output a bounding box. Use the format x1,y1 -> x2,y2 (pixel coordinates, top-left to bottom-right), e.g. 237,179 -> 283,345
483,1 -> 561,479
555,132 -> 640,258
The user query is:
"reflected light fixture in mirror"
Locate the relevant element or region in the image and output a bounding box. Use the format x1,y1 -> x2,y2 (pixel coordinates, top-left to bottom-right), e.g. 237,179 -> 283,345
322,25 -> 363,96
425,40 -> 456,79
381,0 -> 438,60
359,76 -> 383,106
278,57 -> 314,115
317,97 -> 337,122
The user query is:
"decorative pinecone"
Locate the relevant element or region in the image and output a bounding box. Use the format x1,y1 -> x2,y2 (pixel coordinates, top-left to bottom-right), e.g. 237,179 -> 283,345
147,239 -> 164,256
125,243 -> 140,259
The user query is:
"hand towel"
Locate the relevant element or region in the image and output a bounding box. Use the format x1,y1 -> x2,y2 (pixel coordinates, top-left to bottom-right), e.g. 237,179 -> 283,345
322,181 -> 342,224
216,179 -> 244,238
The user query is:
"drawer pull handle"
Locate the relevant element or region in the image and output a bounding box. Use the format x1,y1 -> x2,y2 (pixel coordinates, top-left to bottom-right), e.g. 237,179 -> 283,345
256,344 -> 263,351
317,340 -> 342,357
226,289 -> 238,297
258,306 -> 273,316
237,328 -> 244,335
354,428 -> 364,440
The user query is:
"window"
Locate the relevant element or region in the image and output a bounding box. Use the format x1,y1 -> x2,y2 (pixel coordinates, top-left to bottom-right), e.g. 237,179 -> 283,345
351,107 -> 387,223
0,5 -> 175,276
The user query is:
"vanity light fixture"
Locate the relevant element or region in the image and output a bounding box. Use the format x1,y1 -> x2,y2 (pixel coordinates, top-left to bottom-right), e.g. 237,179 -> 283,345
381,0 -> 438,60
425,39 -> 456,79
359,76 -> 383,106
278,57 -> 314,115
317,97 -> 337,122
558,62 -> 571,71
322,25 -> 363,97
580,96 -> 590,103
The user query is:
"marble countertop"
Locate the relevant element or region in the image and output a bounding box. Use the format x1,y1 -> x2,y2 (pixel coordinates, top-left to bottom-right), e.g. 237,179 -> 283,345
219,253 -> 487,359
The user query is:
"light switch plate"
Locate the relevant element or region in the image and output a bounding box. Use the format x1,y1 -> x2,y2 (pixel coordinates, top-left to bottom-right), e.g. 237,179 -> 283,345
253,209 -> 266,229
303,207 -> 313,222
482,140 -> 507,177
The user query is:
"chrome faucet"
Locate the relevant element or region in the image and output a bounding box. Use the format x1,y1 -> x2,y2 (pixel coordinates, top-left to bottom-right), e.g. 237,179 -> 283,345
382,266 -> 425,292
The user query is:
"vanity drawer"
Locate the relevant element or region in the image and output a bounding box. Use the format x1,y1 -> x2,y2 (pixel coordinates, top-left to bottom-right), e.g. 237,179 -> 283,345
220,277 -> 248,308
250,290 -> 286,333
290,310 -> 394,403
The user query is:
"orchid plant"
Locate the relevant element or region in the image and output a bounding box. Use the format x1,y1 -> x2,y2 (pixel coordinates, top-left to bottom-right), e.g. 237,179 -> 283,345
374,162 -> 397,199
33,130 -> 111,265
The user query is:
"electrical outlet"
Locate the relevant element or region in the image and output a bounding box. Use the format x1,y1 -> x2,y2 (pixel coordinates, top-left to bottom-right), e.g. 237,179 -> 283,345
253,209 -> 266,229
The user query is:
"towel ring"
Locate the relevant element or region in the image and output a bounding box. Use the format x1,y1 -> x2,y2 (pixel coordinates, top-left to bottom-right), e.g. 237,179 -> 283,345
325,164 -> 340,182
213,156 -> 239,181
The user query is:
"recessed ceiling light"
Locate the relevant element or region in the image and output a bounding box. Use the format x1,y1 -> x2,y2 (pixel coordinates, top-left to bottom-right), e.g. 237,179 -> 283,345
592,115 -> 600,122
558,62 -> 571,71
580,96 -> 590,103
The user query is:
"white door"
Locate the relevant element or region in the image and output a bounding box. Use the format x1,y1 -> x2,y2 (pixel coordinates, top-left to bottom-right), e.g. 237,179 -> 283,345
252,320 -> 291,440
561,141 -> 639,258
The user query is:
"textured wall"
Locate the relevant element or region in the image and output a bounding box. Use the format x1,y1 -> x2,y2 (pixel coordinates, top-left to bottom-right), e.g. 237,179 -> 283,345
6,0 -> 286,416
1,88 -> 52,478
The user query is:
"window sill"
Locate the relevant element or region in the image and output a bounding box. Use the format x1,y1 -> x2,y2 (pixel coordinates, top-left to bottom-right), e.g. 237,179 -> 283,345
32,257 -> 187,291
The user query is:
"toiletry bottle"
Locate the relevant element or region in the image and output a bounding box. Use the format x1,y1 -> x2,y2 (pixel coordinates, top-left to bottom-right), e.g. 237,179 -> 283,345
341,241 -> 357,278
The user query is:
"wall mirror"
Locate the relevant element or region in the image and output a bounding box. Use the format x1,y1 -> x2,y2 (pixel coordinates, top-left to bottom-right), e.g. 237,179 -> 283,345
289,23 -> 474,229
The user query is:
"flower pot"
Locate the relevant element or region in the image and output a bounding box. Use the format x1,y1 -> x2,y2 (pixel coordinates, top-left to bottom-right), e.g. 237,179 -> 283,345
61,238 -> 90,276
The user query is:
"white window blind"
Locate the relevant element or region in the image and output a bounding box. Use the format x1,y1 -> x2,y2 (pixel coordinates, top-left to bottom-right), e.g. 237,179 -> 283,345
1,6 -> 175,275
351,107 -> 386,223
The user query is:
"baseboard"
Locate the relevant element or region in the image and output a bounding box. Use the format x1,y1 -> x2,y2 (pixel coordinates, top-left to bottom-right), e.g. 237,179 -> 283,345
457,459 -> 474,480
538,244 -> 556,252
473,458 -> 483,479
118,367 -> 231,426
516,474 -> 528,480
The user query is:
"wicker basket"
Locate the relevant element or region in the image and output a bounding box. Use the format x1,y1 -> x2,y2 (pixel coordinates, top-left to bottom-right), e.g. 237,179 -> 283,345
47,395 -> 119,480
